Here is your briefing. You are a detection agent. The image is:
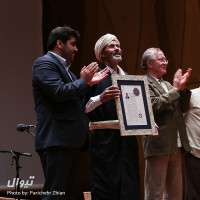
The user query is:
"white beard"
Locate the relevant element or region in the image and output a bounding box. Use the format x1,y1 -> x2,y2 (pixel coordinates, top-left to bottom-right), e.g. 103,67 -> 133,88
112,55 -> 122,62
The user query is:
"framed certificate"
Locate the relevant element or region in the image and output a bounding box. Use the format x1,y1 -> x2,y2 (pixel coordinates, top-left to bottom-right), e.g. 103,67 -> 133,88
112,75 -> 157,136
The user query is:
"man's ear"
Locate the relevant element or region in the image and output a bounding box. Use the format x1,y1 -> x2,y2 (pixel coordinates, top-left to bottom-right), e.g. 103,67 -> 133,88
56,40 -> 63,49
146,59 -> 153,69
101,51 -> 106,60
101,53 -> 105,58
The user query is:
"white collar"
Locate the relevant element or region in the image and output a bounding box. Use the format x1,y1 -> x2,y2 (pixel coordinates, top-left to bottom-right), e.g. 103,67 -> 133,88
49,51 -> 71,69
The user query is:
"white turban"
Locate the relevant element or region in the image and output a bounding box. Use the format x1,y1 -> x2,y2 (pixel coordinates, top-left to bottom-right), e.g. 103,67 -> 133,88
94,33 -> 119,63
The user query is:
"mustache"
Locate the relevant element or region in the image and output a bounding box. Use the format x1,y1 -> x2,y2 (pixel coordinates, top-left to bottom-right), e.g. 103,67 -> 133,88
113,50 -> 122,55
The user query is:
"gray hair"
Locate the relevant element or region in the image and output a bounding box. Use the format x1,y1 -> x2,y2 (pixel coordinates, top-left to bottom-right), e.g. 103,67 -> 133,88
140,48 -> 163,70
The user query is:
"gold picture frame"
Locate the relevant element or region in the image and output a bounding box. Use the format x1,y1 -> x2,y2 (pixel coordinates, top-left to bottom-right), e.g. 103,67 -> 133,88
111,74 -> 157,136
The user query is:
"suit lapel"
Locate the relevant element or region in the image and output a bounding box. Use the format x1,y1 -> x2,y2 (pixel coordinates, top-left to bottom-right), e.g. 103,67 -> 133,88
146,74 -> 166,94
47,52 -> 75,82
164,81 -> 173,91
68,70 -> 77,81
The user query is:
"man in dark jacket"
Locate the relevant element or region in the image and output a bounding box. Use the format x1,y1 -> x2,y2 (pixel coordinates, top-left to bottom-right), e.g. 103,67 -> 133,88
85,34 -> 140,200
32,26 -> 108,200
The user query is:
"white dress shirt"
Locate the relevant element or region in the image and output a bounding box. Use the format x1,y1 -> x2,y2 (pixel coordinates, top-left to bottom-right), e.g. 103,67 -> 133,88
85,65 -> 125,113
184,87 -> 200,158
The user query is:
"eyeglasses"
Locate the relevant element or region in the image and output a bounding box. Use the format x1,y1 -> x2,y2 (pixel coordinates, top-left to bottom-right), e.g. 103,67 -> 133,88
153,58 -> 169,63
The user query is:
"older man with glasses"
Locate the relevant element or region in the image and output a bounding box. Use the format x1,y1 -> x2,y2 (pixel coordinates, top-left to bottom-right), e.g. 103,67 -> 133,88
141,47 -> 192,200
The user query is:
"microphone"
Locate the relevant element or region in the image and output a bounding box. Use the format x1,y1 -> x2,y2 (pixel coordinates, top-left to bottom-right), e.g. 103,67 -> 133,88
16,124 -> 36,132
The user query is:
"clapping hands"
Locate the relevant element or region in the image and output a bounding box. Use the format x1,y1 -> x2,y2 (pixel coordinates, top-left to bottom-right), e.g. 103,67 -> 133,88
173,68 -> 192,90
80,62 -> 109,86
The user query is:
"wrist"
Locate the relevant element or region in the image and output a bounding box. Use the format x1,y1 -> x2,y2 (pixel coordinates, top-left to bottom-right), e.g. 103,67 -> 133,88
173,87 -> 179,91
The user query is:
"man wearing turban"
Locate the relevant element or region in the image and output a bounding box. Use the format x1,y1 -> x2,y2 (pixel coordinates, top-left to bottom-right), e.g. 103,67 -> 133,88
85,34 -> 140,200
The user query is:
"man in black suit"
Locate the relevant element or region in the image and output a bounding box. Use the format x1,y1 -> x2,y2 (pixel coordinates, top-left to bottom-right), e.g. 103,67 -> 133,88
85,34 -> 140,200
32,26 -> 108,200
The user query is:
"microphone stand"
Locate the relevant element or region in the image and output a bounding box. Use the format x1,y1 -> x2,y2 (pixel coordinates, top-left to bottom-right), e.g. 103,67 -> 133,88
0,150 -> 32,200
26,127 -> 35,137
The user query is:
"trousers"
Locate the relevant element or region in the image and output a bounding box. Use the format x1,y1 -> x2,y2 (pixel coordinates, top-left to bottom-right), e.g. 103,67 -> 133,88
144,148 -> 183,200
